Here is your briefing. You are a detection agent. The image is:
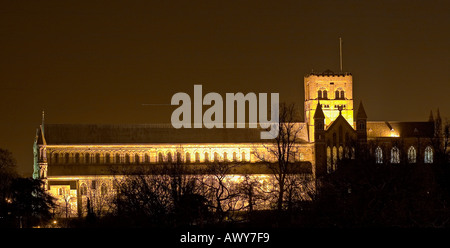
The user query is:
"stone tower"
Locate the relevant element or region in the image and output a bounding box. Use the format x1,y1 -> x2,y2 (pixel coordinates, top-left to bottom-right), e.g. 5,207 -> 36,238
304,70 -> 354,142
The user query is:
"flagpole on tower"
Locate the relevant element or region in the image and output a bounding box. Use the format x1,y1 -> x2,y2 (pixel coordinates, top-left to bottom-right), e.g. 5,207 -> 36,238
339,37 -> 343,72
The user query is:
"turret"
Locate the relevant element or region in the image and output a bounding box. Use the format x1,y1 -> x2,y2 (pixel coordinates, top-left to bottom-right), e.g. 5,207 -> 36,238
314,102 -> 327,177
355,101 -> 368,159
314,102 -> 326,142
356,101 -> 367,140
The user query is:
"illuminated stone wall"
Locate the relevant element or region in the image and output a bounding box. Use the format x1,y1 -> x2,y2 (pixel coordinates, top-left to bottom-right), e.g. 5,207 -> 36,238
42,142 -> 315,218
304,72 -> 354,142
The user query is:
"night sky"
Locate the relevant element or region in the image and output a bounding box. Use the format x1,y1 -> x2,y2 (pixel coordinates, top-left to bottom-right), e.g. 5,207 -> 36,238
0,0 -> 449,176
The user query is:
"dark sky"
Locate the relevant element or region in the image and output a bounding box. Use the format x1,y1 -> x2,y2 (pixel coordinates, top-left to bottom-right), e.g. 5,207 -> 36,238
1,0 -> 449,176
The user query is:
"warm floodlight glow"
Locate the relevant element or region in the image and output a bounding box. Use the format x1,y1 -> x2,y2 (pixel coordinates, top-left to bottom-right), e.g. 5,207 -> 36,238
390,129 -> 399,137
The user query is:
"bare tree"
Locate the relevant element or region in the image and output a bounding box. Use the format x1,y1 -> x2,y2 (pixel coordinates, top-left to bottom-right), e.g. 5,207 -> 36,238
199,161 -> 241,223
111,146 -> 208,226
255,102 -> 306,212
0,148 -> 17,225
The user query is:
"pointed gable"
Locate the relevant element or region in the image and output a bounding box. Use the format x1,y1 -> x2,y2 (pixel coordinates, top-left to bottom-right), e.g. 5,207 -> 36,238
326,114 -> 355,132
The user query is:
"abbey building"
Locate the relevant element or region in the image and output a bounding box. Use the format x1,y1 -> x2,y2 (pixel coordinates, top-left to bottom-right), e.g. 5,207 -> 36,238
32,69 -> 438,218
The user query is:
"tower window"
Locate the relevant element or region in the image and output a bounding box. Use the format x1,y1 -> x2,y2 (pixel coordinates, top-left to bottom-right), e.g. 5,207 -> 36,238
318,90 -> 322,99
335,89 -> 345,99
323,90 -> 328,99
358,121 -> 365,130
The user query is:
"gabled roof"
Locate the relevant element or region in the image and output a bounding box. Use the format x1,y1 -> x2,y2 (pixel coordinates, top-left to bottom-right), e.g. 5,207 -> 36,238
37,123 -> 310,145
367,121 -> 434,138
326,114 -> 356,134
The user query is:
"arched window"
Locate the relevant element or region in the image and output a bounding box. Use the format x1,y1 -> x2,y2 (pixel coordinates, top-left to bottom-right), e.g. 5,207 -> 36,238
233,152 -> 237,162
351,147 -> 355,159
214,152 -> 219,162
223,152 -> 228,162
318,90 -> 322,99
53,153 -> 59,164
344,146 -> 350,159
115,153 -> 121,164
85,153 -> 90,164
65,153 -> 70,164
323,90 -> 328,99
391,147 -> 400,164
158,152 -> 164,163
101,183 -> 107,196
339,146 -> 343,160
95,153 -> 101,164
75,153 -> 80,163
58,188 -> 64,196
335,90 -> 340,99
125,153 -> 131,164
204,152 -> 209,163
326,146 -> 332,173
80,183 -> 87,196
135,154 -> 140,164
186,152 -> 191,163
145,153 -> 150,163
358,121 -> 365,130
425,146 -> 433,164
242,152 -> 246,162
375,146 -> 383,164
332,146 -> 337,167
105,153 -> 111,164
195,152 -> 200,163
167,152 -> 172,163
407,146 -> 416,164
176,152 -> 182,163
